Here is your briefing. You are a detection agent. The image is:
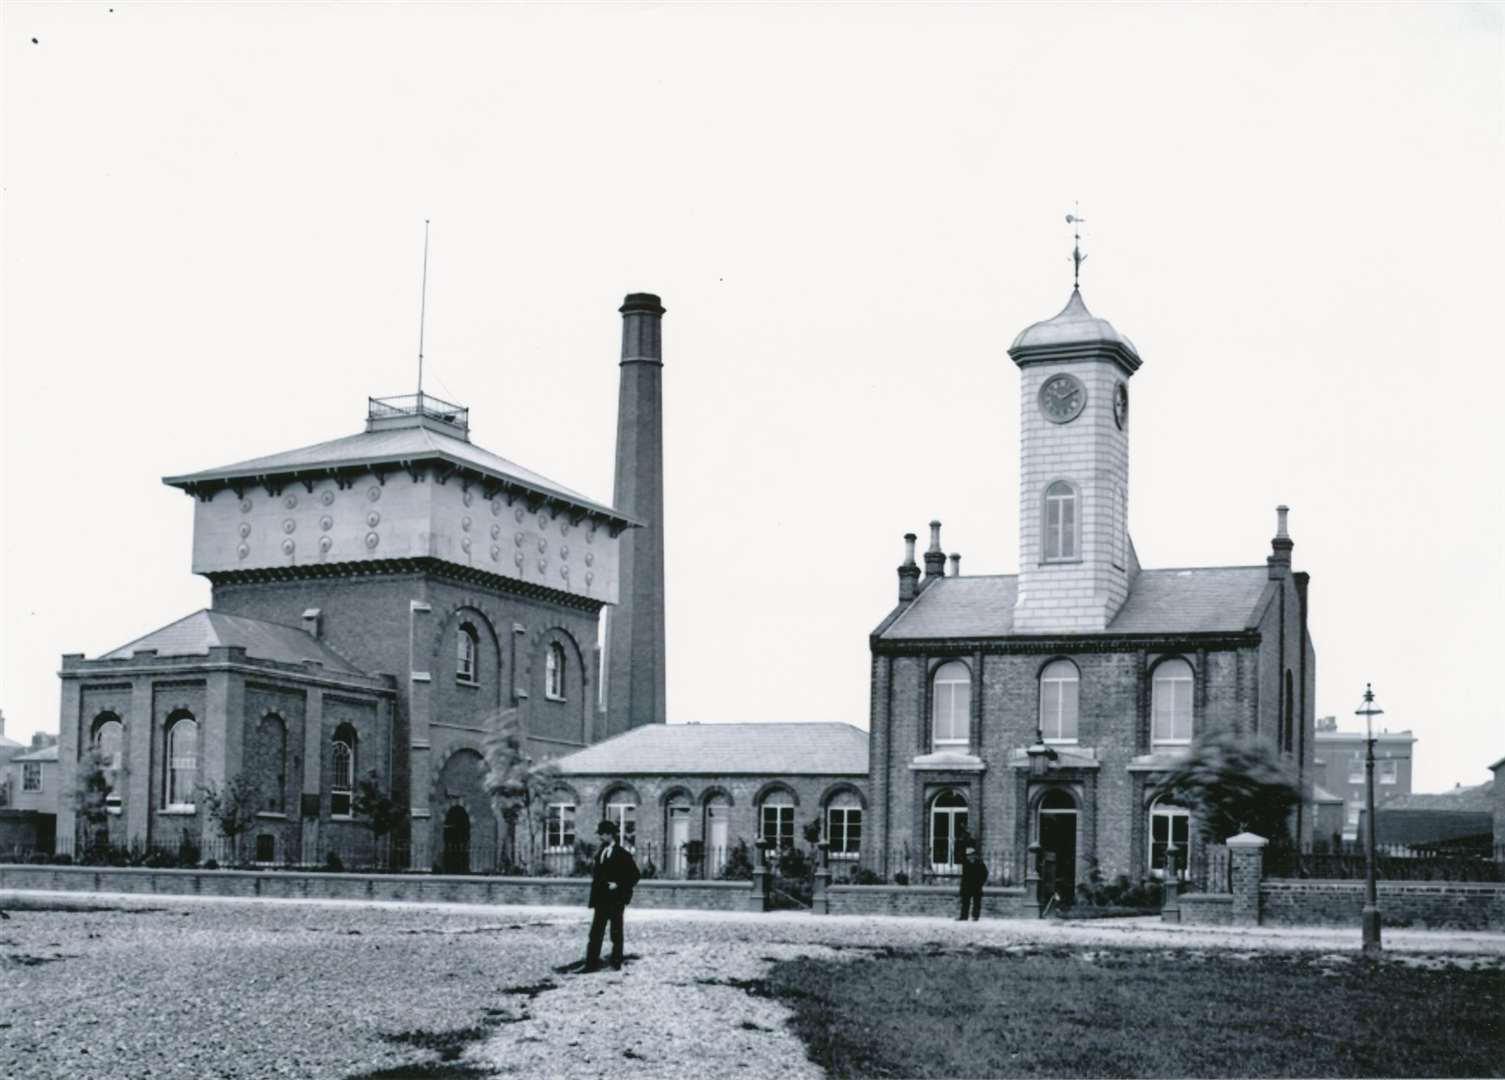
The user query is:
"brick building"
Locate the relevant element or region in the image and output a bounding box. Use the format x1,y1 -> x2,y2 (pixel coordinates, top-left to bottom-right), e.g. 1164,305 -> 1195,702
56,296 -> 667,871
867,287 -> 1317,898
1311,715 -> 1416,840
552,722 -> 868,876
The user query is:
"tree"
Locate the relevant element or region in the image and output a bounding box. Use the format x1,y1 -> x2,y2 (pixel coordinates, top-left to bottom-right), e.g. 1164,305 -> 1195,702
1157,729 -> 1302,845
352,771 -> 404,868
73,748 -> 114,854
482,707 -> 560,872
196,773 -> 261,864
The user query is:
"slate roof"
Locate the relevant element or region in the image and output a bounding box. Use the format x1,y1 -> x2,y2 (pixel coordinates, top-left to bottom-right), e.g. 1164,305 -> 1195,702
878,566 -> 1272,640
554,722 -> 869,776
100,610 -> 367,675
12,744 -> 59,764
163,424 -> 630,525
1380,781 -> 1495,813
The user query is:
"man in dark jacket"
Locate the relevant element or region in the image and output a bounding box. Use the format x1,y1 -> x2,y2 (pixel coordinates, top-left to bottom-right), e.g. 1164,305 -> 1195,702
957,845 -> 987,921
584,819 -> 640,971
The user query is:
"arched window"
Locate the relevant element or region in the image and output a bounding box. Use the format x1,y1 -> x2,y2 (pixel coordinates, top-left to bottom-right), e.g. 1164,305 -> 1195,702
605,791 -> 638,851
1149,798 -> 1190,880
1152,659 -> 1194,747
1043,481 -> 1077,561
260,714 -> 288,814
759,788 -> 795,850
826,790 -> 863,859
165,715 -> 198,809
545,642 -> 565,700
331,727 -> 355,818
93,716 -> 124,771
1039,660 -> 1079,742
457,623 -> 479,683
704,793 -> 732,875
929,790 -> 968,872
931,661 -> 971,750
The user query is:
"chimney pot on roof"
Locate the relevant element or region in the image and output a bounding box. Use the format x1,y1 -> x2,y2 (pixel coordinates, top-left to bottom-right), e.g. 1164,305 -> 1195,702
922,521 -> 946,584
302,608 -> 322,640
949,553 -> 961,577
1267,505 -> 1294,580
898,532 -> 921,603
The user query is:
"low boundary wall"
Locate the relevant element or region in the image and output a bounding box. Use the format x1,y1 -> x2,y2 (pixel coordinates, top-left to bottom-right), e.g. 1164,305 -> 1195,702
1176,892 -> 1233,926
0,864 -> 747,911
1260,879 -> 1505,931
827,883 -> 1030,919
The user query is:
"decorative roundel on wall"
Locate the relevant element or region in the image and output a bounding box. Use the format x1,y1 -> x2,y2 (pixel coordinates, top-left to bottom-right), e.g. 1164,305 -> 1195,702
585,570 -> 594,586
514,532 -> 524,547
513,507 -> 525,523
537,558 -> 547,573
461,516 -> 471,532
490,523 -> 501,540
537,538 -> 547,554
319,536 -> 333,554
238,522 -> 252,539
319,515 -> 332,532
368,486 -> 382,502
560,545 -> 570,560
513,551 -> 524,568
239,499 -> 253,514
560,522 -> 569,537
320,490 -> 335,506
461,537 -> 472,553
281,538 -> 296,555
463,491 -> 473,507
282,519 -> 297,534
560,566 -> 569,580
586,529 -> 594,545
237,543 -> 250,560
491,499 -> 503,517
365,531 -> 380,550
284,494 -> 298,510
585,552 -> 594,566
366,511 -> 381,528
490,544 -> 500,561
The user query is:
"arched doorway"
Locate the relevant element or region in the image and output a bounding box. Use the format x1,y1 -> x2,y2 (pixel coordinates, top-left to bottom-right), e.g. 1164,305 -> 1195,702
442,806 -> 471,874
1037,789 -> 1077,906
929,790 -> 969,874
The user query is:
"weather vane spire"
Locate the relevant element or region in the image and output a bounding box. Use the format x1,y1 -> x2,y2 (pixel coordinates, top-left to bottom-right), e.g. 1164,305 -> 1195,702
416,218 -> 431,399
1065,205 -> 1086,290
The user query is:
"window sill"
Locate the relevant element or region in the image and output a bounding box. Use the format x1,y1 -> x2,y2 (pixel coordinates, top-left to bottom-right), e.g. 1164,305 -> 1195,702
1043,739 -> 1079,746
1039,558 -> 1084,567
544,693 -> 566,703
456,677 -> 479,688
255,812 -> 289,820
330,814 -> 353,822
159,806 -> 196,816
830,852 -> 860,861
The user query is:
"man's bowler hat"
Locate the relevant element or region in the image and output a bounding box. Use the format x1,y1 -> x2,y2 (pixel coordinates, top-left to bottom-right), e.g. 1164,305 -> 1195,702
597,820 -> 620,837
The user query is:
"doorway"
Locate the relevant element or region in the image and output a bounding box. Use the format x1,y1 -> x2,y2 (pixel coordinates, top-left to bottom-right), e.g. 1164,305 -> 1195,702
667,803 -> 690,878
442,805 -> 471,874
1037,789 -> 1077,906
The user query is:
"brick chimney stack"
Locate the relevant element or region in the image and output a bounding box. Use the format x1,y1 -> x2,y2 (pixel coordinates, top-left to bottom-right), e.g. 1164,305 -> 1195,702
922,520 -> 946,586
1267,504 -> 1294,580
897,533 -> 920,602
605,292 -> 668,735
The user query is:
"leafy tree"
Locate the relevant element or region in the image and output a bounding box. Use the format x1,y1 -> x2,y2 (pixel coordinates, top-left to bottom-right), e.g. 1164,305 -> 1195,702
352,771 -> 404,868
73,748 -> 114,853
196,773 -> 261,864
1157,729 -> 1302,844
482,707 -> 561,872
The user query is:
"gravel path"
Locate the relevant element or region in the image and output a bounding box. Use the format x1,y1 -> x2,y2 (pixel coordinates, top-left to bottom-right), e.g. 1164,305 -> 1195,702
2,891 -> 1501,1079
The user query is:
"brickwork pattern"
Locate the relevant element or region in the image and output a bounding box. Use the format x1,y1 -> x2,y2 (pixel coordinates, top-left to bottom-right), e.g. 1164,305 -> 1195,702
827,884 -> 1029,918
1260,879 -> 1505,931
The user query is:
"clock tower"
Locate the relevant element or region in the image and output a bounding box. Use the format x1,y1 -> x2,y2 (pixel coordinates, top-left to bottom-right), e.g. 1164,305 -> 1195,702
1008,287 -> 1142,632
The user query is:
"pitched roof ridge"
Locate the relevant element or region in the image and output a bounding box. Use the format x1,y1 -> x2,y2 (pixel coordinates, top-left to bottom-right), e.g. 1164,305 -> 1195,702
1136,564 -> 1267,574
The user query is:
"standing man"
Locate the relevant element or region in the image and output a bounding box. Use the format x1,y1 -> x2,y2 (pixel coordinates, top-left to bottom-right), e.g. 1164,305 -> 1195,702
584,819 -> 640,972
957,844 -> 988,921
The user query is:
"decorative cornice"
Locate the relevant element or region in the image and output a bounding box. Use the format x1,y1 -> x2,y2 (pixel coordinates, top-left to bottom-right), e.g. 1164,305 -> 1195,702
873,630 -> 1258,656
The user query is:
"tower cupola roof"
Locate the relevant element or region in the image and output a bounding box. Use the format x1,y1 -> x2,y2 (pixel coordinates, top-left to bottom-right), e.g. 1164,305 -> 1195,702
1008,288 -> 1142,374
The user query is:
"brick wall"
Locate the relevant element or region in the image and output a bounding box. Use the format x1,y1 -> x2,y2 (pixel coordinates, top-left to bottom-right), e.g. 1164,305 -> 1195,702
1260,879 -> 1505,931
1177,893 -> 1233,925
827,884 -> 1029,919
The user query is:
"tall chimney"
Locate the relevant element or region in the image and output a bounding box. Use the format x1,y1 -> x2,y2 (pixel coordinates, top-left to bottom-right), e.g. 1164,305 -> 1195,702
922,520 -> 946,586
605,293 -> 668,735
1267,504 -> 1294,580
897,533 -> 921,602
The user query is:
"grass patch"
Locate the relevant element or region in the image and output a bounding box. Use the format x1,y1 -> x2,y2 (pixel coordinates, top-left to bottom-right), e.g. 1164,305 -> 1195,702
761,946 -> 1505,1078
380,1025 -> 492,1062
345,1064 -> 495,1080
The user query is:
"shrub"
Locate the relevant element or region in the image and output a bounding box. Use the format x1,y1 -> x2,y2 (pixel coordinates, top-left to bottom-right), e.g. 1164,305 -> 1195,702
639,857 -> 658,881
326,852 -> 345,872
143,848 -> 175,869
852,868 -> 883,886
718,840 -> 755,881
894,871 -> 910,886
777,846 -> 811,882
50,852 -> 73,866
203,858 -> 220,870
28,851 -> 48,865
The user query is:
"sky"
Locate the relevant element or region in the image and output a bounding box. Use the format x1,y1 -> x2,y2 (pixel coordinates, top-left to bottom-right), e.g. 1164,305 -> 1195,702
3,2 -> 1502,794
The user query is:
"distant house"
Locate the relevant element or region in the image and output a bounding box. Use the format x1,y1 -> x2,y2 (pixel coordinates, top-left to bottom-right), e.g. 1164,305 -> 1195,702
1361,780 -> 1495,850
1310,784 -> 1345,849
1312,715 -> 1416,840
1,737 -> 60,855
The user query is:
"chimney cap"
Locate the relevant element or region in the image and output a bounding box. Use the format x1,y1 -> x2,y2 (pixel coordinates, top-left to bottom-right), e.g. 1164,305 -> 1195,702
620,293 -> 665,316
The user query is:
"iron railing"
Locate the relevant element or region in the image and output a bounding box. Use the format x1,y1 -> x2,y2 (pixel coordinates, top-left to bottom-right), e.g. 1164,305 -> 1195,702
1268,842 -> 1505,883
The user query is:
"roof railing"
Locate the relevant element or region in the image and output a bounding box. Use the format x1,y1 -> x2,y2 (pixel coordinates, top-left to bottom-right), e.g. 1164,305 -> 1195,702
367,393 -> 469,436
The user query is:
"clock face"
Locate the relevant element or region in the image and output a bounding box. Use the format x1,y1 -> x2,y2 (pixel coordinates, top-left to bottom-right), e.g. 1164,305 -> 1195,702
1039,373 -> 1086,424
1114,382 -> 1129,430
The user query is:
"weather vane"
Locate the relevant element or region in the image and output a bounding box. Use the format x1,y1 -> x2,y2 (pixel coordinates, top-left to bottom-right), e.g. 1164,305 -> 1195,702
1065,205 -> 1086,290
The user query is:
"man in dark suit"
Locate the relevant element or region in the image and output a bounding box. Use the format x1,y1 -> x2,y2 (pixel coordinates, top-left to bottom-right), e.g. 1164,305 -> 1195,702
584,819 -> 640,972
957,844 -> 988,921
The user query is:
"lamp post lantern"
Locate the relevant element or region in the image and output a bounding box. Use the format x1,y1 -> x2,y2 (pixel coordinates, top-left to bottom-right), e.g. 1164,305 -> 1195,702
1355,683 -> 1384,955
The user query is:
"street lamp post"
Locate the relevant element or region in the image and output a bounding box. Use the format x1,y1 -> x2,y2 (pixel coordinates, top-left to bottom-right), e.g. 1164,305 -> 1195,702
1355,683 -> 1384,955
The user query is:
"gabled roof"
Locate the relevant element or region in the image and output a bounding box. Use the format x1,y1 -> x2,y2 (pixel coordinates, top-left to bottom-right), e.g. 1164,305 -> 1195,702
1379,781 -> 1494,813
100,610 -> 367,675
0,734 -> 21,751
163,423 -> 631,526
12,744 -> 59,764
877,566 -> 1271,641
554,722 -> 868,776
